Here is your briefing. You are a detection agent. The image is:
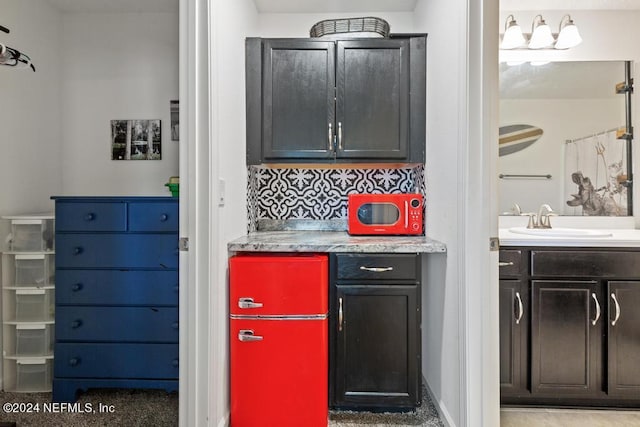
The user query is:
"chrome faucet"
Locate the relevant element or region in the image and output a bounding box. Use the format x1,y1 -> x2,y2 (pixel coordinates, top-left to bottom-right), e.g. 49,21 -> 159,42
525,204 -> 555,229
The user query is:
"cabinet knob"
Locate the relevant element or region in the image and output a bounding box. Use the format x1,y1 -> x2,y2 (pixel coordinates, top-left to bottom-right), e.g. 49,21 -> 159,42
172,359 -> 179,367
160,213 -> 169,222
71,319 -> 83,329
172,321 -> 179,329
84,213 -> 95,221
73,247 -> 83,255
69,358 -> 80,366
72,283 -> 83,292
174,285 -> 179,293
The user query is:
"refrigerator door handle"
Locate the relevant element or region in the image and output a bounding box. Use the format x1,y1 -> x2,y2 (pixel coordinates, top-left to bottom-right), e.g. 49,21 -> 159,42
238,329 -> 263,342
238,297 -> 264,309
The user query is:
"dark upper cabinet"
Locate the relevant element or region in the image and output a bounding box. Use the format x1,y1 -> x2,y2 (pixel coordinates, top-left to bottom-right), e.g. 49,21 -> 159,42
607,281 -> 640,398
262,39 -> 336,160
329,253 -> 421,409
246,36 -> 426,164
530,280 -> 602,398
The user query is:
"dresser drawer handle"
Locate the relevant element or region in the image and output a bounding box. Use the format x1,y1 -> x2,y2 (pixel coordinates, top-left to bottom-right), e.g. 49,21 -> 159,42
84,213 -> 95,221
160,213 -> 169,222
69,358 -> 80,367
174,285 -> 179,292
71,319 -> 83,329
359,266 -> 393,273
72,283 -> 83,292
499,261 -> 515,267
73,247 -> 83,255
172,359 -> 179,367
172,321 -> 179,329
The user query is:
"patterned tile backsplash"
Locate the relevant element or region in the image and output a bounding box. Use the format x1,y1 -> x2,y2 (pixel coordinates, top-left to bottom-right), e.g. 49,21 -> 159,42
247,165 -> 425,232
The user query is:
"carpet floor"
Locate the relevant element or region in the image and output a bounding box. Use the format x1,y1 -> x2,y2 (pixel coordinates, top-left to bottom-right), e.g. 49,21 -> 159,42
0,383 -> 443,426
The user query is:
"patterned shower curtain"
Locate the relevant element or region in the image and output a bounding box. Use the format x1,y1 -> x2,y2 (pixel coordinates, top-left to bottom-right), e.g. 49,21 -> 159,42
564,129 -> 628,216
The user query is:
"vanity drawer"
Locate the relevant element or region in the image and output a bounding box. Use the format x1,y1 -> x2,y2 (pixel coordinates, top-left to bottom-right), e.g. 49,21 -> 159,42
334,253 -> 419,281
56,202 -> 127,232
531,250 -> 640,278
499,250 -> 524,277
56,234 -> 178,269
56,307 -> 178,342
54,343 -> 178,379
56,270 -> 178,306
129,202 -> 178,232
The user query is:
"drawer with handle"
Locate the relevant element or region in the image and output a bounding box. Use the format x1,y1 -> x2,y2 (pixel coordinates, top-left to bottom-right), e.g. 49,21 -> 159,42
499,250 -> 523,278
54,343 -> 178,379
334,253 -> 420,281
55,202 -> 127,232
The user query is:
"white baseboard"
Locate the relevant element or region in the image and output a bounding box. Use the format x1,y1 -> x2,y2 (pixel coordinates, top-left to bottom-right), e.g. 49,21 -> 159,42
424,379 -> 456,427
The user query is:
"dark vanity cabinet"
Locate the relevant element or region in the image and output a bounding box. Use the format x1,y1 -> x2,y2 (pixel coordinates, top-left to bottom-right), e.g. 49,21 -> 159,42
499,247 -> 640,407
499,250 -> 529,398
329,253 -> 421,409
246,36 -> 426,164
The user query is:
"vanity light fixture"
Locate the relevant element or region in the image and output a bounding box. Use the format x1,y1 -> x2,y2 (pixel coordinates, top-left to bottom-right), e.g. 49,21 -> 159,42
501,14 -> 526,49
555,14 -> 583,49
499,14 -> 582,50
528,15 -> 554,49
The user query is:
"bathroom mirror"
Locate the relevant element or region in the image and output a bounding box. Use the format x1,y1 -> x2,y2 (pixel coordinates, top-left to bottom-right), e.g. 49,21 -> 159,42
499,60 -> 632,216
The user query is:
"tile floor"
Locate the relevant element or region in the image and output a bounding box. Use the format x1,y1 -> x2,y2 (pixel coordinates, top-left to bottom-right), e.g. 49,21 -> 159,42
501,408 -> 640,427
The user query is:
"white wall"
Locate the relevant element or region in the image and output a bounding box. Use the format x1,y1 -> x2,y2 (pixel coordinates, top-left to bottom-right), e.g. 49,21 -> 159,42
209,1 -> 259,425
0,0 -> 63,216
60,12 -> 179,196
412,0 -> 465,425
499,98 -> 623,214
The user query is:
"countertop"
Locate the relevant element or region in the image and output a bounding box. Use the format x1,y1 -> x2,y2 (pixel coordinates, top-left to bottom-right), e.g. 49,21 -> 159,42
227,231 -> 447,253
499,228 -> 640,247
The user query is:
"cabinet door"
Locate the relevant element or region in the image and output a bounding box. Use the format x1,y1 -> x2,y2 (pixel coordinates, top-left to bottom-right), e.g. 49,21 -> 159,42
336,39 -> 409,159
607,281 -> 640,397
499,280 -> 529,397
262,40 -> 335,160
333,284 -> 419,408
531,280 -> 602,397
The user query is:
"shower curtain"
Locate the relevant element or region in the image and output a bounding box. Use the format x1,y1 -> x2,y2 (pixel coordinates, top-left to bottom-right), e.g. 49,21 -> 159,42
564,129 -> 628,216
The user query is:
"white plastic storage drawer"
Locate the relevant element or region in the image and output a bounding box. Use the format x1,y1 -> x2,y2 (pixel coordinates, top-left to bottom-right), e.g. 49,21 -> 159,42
14,254 -> 53,286
14,289 -> 54,321
5,324 -> 54,357
16,358 -> 53,392
10,219 -> 54,251
17,324 -> 54,356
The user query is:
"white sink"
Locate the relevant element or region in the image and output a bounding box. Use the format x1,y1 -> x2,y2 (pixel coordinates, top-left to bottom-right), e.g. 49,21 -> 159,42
508,227 -> 613,238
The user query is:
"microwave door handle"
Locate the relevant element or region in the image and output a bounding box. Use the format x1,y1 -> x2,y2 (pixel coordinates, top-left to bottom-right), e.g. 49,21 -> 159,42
404,201 -> 409,228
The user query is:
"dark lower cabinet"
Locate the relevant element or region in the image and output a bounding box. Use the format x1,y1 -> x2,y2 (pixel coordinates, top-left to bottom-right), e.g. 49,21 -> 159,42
607,281 -> 640,397
499,280 -> 528,397
530,280 -> 602,398
500,247 -> 640,407
330,253 -> 421,409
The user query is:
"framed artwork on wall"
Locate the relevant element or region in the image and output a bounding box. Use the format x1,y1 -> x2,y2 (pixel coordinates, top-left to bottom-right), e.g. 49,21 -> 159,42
170,100 -> 179,141
111,119 -> 161,160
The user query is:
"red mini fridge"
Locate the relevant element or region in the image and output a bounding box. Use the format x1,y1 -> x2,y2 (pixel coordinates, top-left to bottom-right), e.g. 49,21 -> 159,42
229,254 -> 328,427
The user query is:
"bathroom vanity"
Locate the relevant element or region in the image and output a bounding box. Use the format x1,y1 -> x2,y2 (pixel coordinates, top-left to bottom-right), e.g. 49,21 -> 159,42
499,228 -> 640,408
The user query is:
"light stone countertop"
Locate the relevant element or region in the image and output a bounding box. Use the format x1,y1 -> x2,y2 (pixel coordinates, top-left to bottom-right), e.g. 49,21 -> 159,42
499,228 -> 640,247
227,231 -> 447,253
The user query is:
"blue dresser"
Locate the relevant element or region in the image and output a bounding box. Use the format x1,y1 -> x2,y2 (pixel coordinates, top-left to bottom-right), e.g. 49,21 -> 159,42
51,197 -> 179,402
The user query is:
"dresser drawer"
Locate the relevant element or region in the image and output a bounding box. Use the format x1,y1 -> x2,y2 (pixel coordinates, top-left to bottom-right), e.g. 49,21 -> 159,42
56,202 -> 127,232
129,202 -> 178,232
54,343 -> 178,379
531,250 -> 640,278
56,234 -> 178,269
56,270 -> 178,306
56,307 -> 178,342
334,253 -> 420,281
